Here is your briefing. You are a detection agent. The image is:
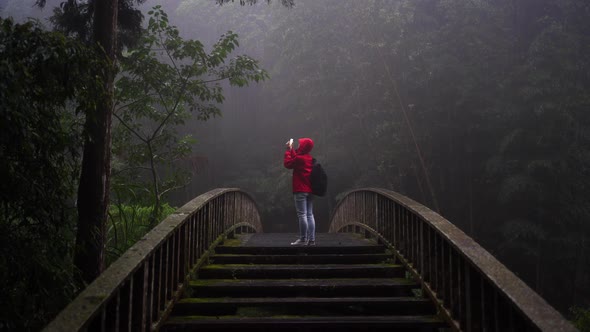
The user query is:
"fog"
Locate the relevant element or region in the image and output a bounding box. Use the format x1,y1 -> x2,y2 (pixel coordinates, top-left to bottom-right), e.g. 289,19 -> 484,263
2,0 -> 590,317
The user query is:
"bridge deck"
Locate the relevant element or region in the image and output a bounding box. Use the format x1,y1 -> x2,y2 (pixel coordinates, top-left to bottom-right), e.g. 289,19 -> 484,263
232,232 -> 379,247
161,231 -> 445,331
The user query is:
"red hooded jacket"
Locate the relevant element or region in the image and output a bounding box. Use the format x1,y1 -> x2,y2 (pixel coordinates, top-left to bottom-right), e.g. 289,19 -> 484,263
284,138 -> 314,193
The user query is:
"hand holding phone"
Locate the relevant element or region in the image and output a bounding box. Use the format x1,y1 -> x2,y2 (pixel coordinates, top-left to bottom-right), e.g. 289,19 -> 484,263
286,138 -> 294,149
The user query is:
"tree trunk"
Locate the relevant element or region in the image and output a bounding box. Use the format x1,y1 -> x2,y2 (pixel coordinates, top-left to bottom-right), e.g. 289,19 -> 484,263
148,141 -> 161,227
74,0 -> 118,284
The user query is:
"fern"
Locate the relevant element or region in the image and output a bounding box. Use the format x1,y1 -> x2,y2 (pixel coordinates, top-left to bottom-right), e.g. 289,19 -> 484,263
571,306 -> 590,332
106,203 -> 176,265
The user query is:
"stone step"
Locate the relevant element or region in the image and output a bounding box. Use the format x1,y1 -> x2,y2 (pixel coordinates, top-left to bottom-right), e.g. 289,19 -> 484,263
198,263 -> 405,279
162,233 -> 448,331
171,296 -> 436,316
160,315 -> 447,332
209,253 -> 392,265
213,245 -> 387,256
188,278 -> 418,298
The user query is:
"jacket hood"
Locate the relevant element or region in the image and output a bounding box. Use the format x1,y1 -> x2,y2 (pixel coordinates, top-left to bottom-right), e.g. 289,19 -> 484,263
297,138 -> 314,155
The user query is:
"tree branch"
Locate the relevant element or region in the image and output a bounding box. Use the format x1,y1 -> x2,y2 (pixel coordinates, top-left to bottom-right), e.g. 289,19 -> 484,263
112,166 -> 154,177
149,77 -> 190,142
159,178 -> 192,198
114,94 -> 159,114
201,76 -> 232,84
112,112 -> 149,144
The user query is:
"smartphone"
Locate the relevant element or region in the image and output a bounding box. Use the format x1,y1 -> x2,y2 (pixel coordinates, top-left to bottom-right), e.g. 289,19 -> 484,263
289,138 -> 294,146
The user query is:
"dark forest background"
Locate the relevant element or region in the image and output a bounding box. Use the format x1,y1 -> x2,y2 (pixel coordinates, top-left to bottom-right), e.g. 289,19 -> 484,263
1,0 -> 590,330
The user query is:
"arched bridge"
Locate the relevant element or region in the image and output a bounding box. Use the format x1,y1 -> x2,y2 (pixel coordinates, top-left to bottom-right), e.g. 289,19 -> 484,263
43,188 -> 577,331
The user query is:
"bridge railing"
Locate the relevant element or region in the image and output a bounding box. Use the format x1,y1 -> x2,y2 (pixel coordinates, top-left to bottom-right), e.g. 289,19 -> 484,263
329,188 -> 576,332
43,188 -> 262,332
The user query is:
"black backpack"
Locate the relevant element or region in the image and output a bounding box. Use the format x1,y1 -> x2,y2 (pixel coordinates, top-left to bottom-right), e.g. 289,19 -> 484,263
310,158 -> 328,196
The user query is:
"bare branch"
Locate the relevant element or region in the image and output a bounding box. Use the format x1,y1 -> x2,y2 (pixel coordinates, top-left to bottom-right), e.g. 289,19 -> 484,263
112,112 -> 149,144
114,94 -> 159,114
159,178 -> 192,198
112,166 -> 153,177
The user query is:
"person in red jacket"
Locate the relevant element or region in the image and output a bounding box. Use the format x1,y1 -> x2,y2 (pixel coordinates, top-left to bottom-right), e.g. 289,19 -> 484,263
284,137 -> 316,245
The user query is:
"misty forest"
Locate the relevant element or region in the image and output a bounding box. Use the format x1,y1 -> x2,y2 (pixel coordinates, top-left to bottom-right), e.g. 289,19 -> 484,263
1,0 -> 590,330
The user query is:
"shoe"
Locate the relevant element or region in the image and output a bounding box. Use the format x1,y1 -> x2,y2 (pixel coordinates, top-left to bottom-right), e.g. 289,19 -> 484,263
306,240 -> 316,246
291,239 -> 305,245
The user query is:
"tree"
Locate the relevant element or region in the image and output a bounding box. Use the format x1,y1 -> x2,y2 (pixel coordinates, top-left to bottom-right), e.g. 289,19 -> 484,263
33,0 -> 134,287
73,0 -> 118,285
489,0 -> 590,307
109,6 -> 267,249
0,17 -> 106,330
36,0 -> 146,51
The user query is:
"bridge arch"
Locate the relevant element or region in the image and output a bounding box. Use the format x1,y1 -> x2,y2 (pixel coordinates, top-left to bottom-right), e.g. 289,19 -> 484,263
43,188 -> 262,332
329,188 -> 576,331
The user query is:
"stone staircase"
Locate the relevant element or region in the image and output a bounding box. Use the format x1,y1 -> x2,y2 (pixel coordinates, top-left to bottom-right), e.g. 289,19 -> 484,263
160,233 -> 448,332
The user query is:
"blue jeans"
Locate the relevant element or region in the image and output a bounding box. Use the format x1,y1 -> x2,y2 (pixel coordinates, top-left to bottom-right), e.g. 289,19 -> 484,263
294,192 -> 315,241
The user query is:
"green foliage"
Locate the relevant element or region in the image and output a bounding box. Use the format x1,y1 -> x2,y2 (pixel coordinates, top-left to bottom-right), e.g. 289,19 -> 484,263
112,5 -> 268,223
36,0 -> 147,50
571,307 -> 590,332
0,222 -> 79,331
0,17 -> 105,330
106,203 -> 176,265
